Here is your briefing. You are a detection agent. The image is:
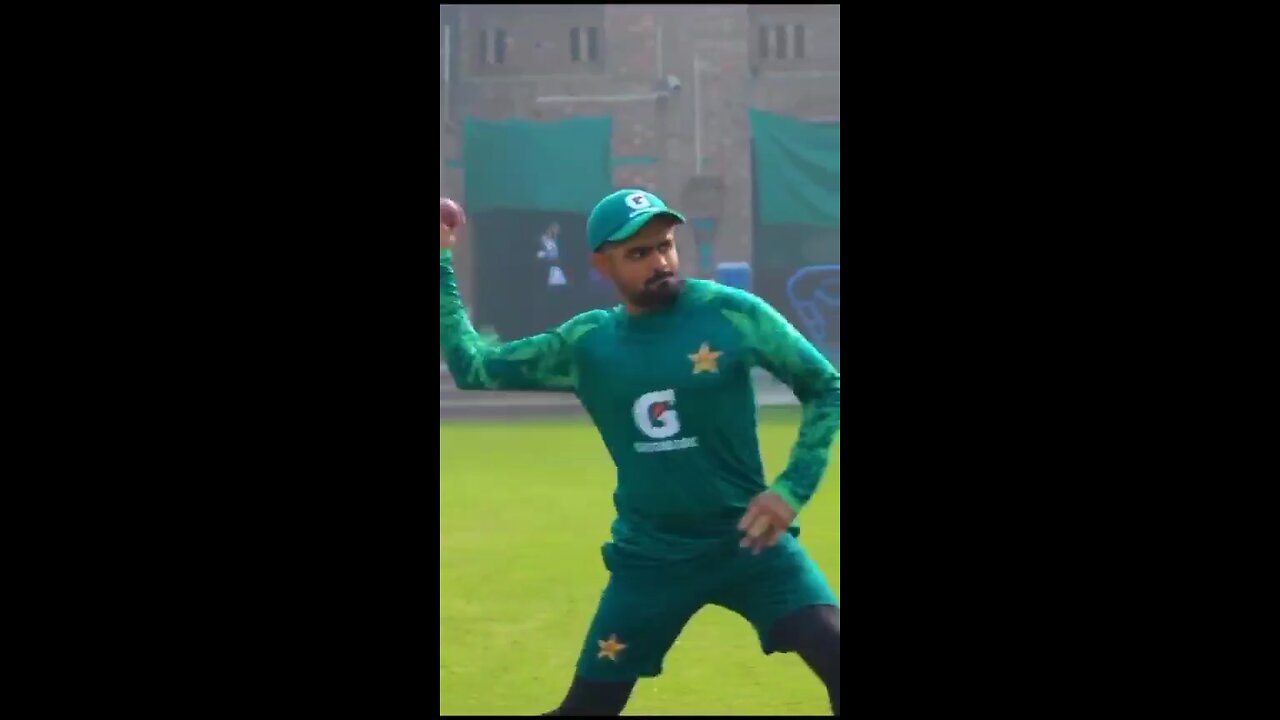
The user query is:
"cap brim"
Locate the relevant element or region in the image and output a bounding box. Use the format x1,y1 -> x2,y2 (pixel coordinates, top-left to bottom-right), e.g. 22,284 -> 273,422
605,208 -> 686,245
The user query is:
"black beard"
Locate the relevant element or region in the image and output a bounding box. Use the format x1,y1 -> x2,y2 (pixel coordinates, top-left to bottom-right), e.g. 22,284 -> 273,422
631,273 -> 685,309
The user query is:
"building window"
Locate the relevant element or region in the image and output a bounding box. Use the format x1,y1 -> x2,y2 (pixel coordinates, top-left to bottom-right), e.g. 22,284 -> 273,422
759,24 -> 805,60
571,26 -> 601,63
479,28 -> 507,65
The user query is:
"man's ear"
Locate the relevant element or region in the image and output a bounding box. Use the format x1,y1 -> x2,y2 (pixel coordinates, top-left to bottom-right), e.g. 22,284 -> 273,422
590,250 -> 611,278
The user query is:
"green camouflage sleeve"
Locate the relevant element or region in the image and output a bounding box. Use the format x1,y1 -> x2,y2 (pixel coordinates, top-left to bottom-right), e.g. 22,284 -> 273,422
440,249 -> 590,391
722,291 -> 841,513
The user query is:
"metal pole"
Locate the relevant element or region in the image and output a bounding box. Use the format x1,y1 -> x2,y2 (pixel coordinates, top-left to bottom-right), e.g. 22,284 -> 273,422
441,25 -> 449,193
656,24 -> 662,79
694,54 -> 702,175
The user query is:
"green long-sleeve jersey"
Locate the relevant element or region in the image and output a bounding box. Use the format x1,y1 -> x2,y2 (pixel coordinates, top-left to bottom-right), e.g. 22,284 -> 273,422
441,249 -> 840,565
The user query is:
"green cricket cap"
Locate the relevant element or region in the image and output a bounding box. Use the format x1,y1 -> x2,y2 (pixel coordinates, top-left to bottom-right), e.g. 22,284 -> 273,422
587,189 -> 686,252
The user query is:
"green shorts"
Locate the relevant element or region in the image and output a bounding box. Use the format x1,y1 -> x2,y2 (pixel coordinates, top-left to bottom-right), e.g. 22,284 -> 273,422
574,533 -> 838,681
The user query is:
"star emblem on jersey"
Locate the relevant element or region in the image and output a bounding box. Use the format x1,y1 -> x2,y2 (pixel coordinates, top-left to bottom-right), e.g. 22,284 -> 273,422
688,342 -> 722,374
597,634 -> 627,661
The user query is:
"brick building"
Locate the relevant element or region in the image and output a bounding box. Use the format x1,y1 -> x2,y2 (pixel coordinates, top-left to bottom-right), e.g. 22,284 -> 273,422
439,4 -> 840,305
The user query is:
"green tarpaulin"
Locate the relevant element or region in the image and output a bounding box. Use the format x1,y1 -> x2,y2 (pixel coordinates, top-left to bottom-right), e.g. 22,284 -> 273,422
463,116 -> 613,213
748,108 -> 840,229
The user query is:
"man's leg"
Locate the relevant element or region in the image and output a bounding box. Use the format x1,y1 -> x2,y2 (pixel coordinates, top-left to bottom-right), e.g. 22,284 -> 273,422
710,533 -> 841,715
542,676 -> 636,716
769,604 -> 840,715
543,568 -> 701,716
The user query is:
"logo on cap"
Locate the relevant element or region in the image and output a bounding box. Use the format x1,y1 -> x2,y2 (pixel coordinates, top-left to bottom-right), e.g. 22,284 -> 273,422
625,192 -> 653,217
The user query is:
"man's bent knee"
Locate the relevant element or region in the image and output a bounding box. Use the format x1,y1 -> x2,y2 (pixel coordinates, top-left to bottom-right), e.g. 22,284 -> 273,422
768,604 -> 840,654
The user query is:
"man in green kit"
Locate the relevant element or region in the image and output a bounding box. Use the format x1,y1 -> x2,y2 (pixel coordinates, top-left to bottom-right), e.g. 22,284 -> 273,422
440,189 -> 841,716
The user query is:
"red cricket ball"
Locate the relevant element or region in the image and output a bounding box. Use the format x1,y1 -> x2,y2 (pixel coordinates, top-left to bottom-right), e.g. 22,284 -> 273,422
440,198 -> 465,228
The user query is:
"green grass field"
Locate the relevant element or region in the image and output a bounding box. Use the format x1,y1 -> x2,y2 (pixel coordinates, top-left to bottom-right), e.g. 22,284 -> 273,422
440,407 -> 840,715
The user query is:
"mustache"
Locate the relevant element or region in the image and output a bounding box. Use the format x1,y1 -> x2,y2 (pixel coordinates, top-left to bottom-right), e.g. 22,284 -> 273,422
645,271 -> 675,288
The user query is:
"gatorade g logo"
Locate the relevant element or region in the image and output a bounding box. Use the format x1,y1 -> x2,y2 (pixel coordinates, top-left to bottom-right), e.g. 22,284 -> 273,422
632,390 -> 700,453
625,192 -> 652,217
633,389 -> 680,439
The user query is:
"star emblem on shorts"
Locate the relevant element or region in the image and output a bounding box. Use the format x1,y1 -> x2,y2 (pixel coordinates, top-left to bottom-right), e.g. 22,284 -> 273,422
688,342 -> 722,374
597,634 -> 627,661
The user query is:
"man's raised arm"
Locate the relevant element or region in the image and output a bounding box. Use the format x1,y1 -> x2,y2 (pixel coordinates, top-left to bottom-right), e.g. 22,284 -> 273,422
440,225 -> 580,392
